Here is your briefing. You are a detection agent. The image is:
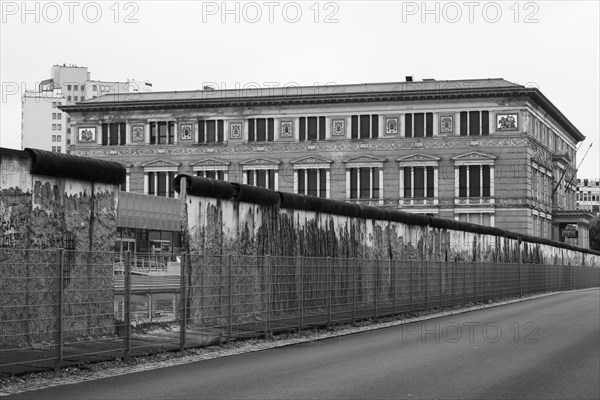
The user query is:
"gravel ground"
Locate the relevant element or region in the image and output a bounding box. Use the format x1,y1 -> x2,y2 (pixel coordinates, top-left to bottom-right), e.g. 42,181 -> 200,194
0,292 -> 564,397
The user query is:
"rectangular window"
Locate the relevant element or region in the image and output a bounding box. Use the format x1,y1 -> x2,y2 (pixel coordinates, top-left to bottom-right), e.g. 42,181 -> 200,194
458,165 -> 492,198
52,102 -> 57,108
57,113 -> 62,120
248,118 -> 275,142
150,121 -> 175,144
405,114 -> 413,138
67,96 -> 71,102
92,85 -> 97,91
52,135 -> 56,142
403,166 -> 435,198
460,111 -> 489,136
414,167 -> 425,198
67,85 -> 71,91
196,170 -> 226,180
102,122 -> 127,145
403,167 -> 412,198
349,167 -> 380,199
351,115 -> 379,139
299,116 -> 326,141
147,172 -> 175,197
459,166 -> 468,197
57,135 -> 61,142
469,165 -> 480,197
245,169 -> 276,189
296,169 -> 327,198
199,120 -> 225,143
469,112 -> 480,136
405,113 -> 433,137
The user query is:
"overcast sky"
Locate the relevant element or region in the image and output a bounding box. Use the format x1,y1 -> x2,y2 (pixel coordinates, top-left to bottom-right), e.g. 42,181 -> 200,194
1,0 -> 598,178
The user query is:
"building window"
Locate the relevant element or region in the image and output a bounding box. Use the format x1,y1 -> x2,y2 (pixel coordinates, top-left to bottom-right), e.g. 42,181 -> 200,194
244,169 -> 277,189
57,124 -> 61,130
92,85 -> 97,91
74,96 -> 78,102
351,114 -> 379,139
299,116 -> 326,141
52,135 -> 57,142
57,113 -> 61,120
67,96 -> 71,101
67,85 -> 71,91
403,166 -> 435,198
248,118 -> 275,142
51,146 -> 62,153
199,120 -> 225,143
348,167 -> 380,199
102,122 -> 127,145
150,121 -> 175,144
404,113 -> 433,138
147,172 -> 175,197
197,170 -> 226,180
455,212 -> 494,227
296,169 -> 328,198
460,111 -> 489,136
67,128 -> 71,134
52,102 -> 57,108
458,165 -> 491,197
57,135 -> 61,142
52,124 -> 57,131
52,113 -> 57,119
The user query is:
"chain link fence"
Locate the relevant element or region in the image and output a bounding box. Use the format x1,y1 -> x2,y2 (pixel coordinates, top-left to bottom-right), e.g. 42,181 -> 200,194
2,248 -> 599,376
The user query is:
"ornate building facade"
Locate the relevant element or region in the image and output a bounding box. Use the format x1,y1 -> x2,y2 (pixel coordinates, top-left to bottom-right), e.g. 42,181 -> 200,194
61,78 -> 592,245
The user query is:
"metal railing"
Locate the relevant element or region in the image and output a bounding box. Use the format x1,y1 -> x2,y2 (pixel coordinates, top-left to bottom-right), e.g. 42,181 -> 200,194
1,248 -> 599,375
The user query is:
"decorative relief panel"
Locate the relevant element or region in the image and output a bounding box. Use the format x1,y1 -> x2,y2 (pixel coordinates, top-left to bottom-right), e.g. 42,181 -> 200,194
280,121 -> 294,138
131,125 -> 145,142
384,117 -> 399,136
331,119 -> 345,136
439,114 -> 454,134
229,121 -> 242,139
78,127 -> 96,143
496,113 -> 518,131
180,124 -> 193,140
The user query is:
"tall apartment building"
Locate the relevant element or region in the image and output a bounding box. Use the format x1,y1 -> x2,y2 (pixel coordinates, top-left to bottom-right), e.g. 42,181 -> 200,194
577,178 -> 600,215
21,64 -> 151,153
61,78 -> 595,248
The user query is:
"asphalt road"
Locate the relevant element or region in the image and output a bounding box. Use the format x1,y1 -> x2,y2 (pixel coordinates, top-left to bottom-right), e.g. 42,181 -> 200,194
7,290 -> 599,400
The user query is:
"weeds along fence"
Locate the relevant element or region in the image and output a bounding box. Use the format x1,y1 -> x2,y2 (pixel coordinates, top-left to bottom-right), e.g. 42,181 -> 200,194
1,248 -> 599,375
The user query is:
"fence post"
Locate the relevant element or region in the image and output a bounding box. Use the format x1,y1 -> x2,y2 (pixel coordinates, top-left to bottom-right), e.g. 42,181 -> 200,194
124,250 -> 131,361
352,257 -> 357,322
227,254 -> 232,345
179,253 -> 188,352
328,257 -> 332,326
518,239 -> 523,298
473,262 -> 477,302
410,261 -> 414,312
299,256 -> 304,333
452,261 -> 456,307
463,262 -> 467,304
55,248 -> 65,371
440,262 -> 443,309
375,258 -> 379,318
265,255 -> 271,338
425,261 -> 429,311
392,259 -> 396,316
